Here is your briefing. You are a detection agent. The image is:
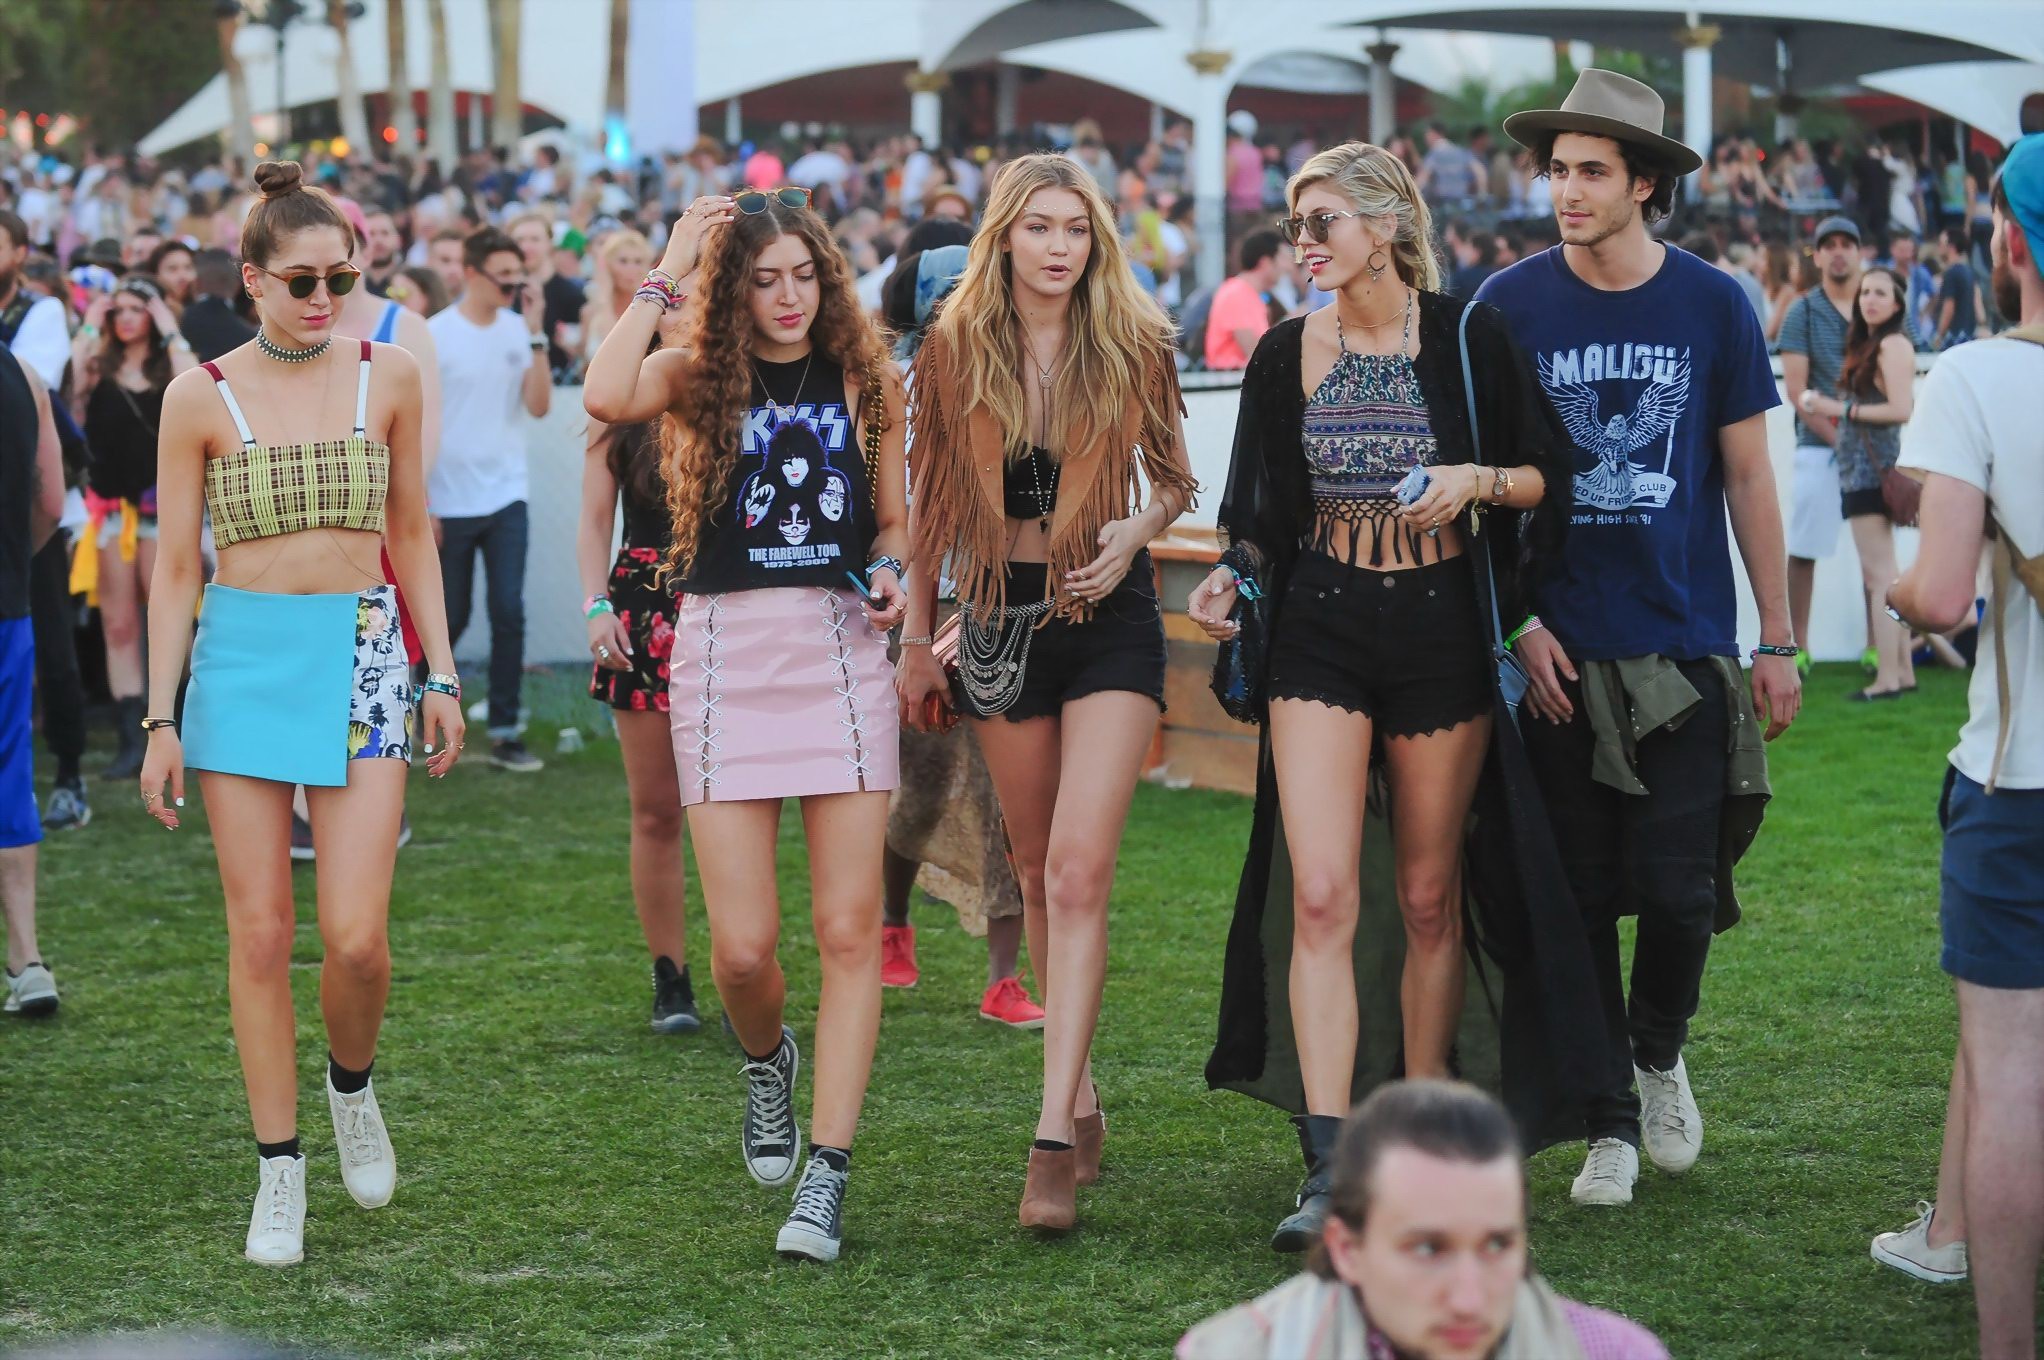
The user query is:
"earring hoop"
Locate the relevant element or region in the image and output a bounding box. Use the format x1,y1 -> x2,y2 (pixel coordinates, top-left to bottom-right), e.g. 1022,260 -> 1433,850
1365,247 -> 1390,281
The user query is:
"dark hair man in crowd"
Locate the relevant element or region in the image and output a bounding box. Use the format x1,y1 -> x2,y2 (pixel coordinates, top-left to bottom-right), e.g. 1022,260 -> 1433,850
1204,229 -> 1282,371
1477,69 -> 1798,1208
1178,1082 -> 1669,1359
1778,216 -> 1862,669
1882,132 -> 2044,1356
180,248 -> 257,363
425,227 -> 551,773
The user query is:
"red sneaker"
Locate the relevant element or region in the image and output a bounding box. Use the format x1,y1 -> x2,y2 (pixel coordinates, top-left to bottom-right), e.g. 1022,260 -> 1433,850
979,975 -> 1046,1030
880,925 -> 919,989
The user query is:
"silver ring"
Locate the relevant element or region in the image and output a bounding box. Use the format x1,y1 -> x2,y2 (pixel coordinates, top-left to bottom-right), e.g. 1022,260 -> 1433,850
597,645 -> 610,658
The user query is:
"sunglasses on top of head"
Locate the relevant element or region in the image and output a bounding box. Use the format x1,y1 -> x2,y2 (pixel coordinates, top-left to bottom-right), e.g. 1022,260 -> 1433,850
734,187 -> 813,215
1276,209 -> 1371,246
254,264 -> 362,300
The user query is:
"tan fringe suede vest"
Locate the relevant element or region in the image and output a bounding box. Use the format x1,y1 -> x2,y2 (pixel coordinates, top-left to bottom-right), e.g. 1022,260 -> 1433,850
908,326 -> 1197,620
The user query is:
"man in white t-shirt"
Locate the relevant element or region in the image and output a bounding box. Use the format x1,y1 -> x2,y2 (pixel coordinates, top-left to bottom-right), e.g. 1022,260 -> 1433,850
426,227 -> 552,773
1877,136 -> 2044,1353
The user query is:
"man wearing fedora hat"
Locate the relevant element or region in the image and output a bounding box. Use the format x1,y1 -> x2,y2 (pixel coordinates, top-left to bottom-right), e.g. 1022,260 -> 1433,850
1476,69 -> 1801,1209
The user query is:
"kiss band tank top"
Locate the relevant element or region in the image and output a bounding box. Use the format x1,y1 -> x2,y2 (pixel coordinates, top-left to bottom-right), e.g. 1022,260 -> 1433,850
670,352 -> 875,595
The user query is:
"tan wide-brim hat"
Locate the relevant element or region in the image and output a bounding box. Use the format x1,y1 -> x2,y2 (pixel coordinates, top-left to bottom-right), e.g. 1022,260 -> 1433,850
1503,68 -> 1703,176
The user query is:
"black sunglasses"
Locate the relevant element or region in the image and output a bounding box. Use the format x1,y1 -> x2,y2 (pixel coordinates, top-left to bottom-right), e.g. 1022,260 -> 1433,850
1276,209 -> 1369,246
734,187 -> 813,215
254,264 -> 362,300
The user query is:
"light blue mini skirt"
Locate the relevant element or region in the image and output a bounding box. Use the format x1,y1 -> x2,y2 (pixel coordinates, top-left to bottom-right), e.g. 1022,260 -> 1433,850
184,583 -> 414,788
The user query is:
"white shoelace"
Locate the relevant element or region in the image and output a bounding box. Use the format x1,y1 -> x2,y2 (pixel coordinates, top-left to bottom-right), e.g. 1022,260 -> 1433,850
744,1057 -> 793,1146
789,1162 -> 845,1227
1583,1141 -> 1632,1185
261,1162 -> 301,1231
336,1095 -> 387,1168
1640,1072 -> 1694,1138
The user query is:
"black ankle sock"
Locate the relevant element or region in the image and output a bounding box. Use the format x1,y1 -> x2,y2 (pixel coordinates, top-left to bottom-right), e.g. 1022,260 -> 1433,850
1033,1138 -> 1073,1153
327,1052 -> 373,1096
257,1136 -> 301,1160
811,1144 -> 850,1173
56,757 -> 80,786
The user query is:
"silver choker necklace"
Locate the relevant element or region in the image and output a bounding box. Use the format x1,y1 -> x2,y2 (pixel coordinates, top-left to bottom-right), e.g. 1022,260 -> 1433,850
256,329 -> 331,364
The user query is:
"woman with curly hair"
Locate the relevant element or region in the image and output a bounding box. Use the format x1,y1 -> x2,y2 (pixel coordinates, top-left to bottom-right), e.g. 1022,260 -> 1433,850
69,275 -> 197,778
895,154 -> 1198,1232
583,188 -> 908,1264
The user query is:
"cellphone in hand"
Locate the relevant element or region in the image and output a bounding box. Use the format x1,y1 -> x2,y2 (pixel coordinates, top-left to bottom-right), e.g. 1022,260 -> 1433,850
1393,467 -> 1431,507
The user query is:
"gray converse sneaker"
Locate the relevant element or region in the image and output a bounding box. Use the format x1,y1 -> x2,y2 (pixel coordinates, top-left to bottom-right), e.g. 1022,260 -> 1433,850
4,962 -> 59,1017
244,1154 -> 307,1266
41,780 -> 90,831
1571,1138 -> 1640,1207
327,1077 -> 396,1208
1872,1201 -> 1968,1283
777,1154 -> 848,1263
740,1026 -> 801,1187
1636,1056 -> 1702,1175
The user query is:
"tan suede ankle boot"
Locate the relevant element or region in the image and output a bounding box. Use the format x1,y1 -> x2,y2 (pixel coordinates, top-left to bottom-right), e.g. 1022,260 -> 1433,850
1074,1112 -> 1105,1186
1019,1147 -> 1077,1231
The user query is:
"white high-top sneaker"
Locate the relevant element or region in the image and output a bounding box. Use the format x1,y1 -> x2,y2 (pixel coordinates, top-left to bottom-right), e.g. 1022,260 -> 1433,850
1636,1056 -> 1703,1175
1571,1138 -> 1640,1207
328,1077 -> 396,1209
245,1155 -> 307,1265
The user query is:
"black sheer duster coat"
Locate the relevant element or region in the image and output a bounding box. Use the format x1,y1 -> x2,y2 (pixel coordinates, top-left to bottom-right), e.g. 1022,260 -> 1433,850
1205,292 -> 1598,1151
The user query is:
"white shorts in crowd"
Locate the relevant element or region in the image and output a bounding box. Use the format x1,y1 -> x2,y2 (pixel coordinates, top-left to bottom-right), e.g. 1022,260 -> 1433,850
1788,444 -> 1843,561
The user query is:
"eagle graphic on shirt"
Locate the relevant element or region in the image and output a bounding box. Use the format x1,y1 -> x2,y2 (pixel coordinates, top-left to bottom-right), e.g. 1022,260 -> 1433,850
1536,346 -> 1692,512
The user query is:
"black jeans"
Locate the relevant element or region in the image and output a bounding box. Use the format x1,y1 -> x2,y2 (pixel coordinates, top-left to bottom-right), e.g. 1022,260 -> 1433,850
438,500 -> 528,737
28,534 -> 84,777
1520,659 -> 1729,1146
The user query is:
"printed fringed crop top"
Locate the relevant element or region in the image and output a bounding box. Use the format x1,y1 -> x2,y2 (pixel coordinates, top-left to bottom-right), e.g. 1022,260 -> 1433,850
1300,330 -> 1443,567
202,341 -> 390,549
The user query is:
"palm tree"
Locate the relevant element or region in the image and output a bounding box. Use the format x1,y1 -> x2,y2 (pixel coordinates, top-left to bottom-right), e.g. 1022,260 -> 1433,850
215,0 -> 255,163
425,0 -> 455,168
605,0 -> 628,140
327,0 -> 371,153
386,0 -> 417,154
486,0 -> 521,151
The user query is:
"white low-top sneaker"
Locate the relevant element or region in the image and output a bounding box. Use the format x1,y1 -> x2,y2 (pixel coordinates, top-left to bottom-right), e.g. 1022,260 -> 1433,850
1872,1201 -> 1969,1283
328,1077 -> 396,1209
1571,1138 -> 1640,1207
4,962 -> 59,1017
1636,1056 -> 1703,1175
245,1154 -> 307,1265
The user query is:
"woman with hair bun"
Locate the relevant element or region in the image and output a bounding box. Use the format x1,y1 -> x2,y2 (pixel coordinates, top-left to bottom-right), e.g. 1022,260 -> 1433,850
582,186 -> 909,1265
1186,142 -> 1583,1251
138,160 -> 464,1267
896,153 -> 1199,1233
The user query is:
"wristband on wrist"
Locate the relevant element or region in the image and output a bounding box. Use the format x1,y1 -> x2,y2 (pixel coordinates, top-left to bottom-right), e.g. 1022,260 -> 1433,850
865,555 -> 904,581
585,594 -> 614,620
420,672 -> 462,701
1751,643 -> 1799,658
899,634 -> 934,647
140,716 -> 178,732
1505,615 -> 1544,649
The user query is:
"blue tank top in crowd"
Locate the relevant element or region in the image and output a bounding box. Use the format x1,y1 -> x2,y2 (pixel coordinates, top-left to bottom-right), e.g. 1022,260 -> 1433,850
1476,245 -> 1778,662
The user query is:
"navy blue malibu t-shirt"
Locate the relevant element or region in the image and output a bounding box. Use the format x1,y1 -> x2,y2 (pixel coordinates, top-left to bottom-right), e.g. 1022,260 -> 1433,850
1476,244 -> 1778,661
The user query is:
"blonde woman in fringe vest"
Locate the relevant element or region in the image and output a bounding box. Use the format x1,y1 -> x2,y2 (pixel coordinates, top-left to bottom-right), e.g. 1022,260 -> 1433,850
583,188 -> 909,1266
897,154 -> 1198,1232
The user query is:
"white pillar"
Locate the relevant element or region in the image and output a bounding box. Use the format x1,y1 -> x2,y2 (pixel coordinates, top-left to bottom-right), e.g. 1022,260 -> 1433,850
907,69 -> 946,147
724,95 -> 742,148
467,91 -> 483,151
627,0 -> 696,156
1188,49 -> 1231,296
1151,101 -> 1165,144
1367,40 -> 1398,148
995,63 -> 1019,136
1679,17 -> 1718,191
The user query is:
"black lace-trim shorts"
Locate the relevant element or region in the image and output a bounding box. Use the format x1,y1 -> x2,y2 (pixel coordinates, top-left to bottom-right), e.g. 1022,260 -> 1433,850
952,552 -> 1166,724
1265,550 -> 1491,738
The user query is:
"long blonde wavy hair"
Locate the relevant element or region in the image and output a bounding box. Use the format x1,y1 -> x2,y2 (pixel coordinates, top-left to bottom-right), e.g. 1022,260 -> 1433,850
926,153 -> 1176,462
1287,142 -> 1442,292
586,227 -> 651,331
662,200 -> 887,574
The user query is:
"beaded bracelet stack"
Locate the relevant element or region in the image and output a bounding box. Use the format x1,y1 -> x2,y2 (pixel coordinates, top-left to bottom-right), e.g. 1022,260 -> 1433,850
634,269 -> 688,311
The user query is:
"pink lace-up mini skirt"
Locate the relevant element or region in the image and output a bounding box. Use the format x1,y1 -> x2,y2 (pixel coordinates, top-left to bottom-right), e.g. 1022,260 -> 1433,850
668,586 -> 900,807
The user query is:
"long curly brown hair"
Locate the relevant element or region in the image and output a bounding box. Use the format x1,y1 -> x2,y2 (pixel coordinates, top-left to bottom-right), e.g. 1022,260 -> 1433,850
662,200 -> 888,574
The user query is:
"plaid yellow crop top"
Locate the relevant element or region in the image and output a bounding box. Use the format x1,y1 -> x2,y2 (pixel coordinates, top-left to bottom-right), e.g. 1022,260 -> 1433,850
202,341 -> 389,549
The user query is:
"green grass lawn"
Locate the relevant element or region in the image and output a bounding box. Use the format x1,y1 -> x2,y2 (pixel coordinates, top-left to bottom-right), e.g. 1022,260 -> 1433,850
0,664 -> 1978,1357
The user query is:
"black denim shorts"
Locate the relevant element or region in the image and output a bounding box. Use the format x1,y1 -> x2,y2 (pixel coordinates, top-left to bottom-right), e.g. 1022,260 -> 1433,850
1265,550 -> 1491,738
952,551 -> 1166,723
